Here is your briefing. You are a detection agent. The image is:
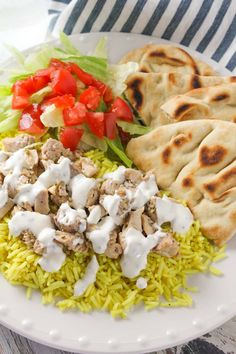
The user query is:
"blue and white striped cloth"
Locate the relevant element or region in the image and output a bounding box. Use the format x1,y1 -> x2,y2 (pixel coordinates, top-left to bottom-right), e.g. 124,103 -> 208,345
48,0 -> 236,73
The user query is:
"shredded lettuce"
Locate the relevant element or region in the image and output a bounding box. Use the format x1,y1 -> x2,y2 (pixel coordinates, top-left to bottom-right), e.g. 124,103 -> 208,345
82,132 -> 108,152
116,120 -> 151,135
107,62 -> 139,96
92,37 -> 107,58
30,86 -> 52,104
62,56 -> 108,81
59,32 -> 80,55
0,110 -> 20,133
105,137 -> 132,167
5,44 -> 25,66
0,85 -> 12,96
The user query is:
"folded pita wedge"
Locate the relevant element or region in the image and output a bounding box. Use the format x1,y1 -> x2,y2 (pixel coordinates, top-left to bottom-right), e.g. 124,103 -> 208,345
161,83 -> 236,123
126,120 -> 236,245
120,44 -> 216,76
125,72 -> 236,126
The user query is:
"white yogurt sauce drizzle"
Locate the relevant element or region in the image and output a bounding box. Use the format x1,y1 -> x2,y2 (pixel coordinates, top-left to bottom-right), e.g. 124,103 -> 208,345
8,211 -> 65,272
86,216 -> 115,253
104,166 -> 126,182
57,203 -> 86,232
120,227 -> 166,278
156,195 -> 193,233
74,255 -> 99,296
136,277 -> 147,289
101,194 -> 123,225
69,174 -> 96,209
0,149 -> 37,208
15,157 -> 71,206
132,175 -> 158,209
87,205 -> 102,224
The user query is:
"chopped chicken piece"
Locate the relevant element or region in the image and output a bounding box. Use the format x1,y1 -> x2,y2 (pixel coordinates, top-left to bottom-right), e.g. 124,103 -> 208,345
18,202 -> 33,212
21,230 -> 35,248
33,239 -> 45,255
24,149 -> 39,169
21,230 -> 44,255
0,198 -> 14,220
40,159 -> 54,170
18,168 -> 38,184
141,214 -> 156,235
153,233 -> 179,257
105,230 -> 123,259
72,157 -> 98,178
124,169 -> 143,186
54,231 -> 89,252
41,138 -> 73,161
100,179 -> 121,195
86,186 -> 99,207
34,189 -> 50,214
54,204 -> 86,233
145,196 -> 157,222
125,208 -> 144,231
48,182 -> 69,206
2,134 -> 35,152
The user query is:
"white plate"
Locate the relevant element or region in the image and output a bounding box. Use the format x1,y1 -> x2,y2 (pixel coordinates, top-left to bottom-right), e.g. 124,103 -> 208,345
0,32 -> 235,354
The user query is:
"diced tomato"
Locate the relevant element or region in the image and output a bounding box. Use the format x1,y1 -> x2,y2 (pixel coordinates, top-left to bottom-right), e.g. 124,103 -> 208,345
60,127 -> 84,151
86,112 -> 104,138
63,102 -> 87,126
42,94 -> 75,110
18,104 -> 45,134
69,63 -> 94,86
69,62 -> 111,98
50,68 -> 77,96
79,86 -> 101,110
104,112 -> 117,140
49,58 -> 71,71
12,74 -> 50,109
110,97 -> 133,122
103,86 -> 113,104
35,67 -> 54,78
31,76 -> 50,92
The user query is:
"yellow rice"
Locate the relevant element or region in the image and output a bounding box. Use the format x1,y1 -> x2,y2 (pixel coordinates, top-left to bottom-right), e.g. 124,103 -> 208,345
0,132 -> 226,318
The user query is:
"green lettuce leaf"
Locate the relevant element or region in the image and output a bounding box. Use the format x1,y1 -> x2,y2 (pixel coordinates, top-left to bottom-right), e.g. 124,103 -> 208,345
116,120 -> 151,135
81,132 -> 108,151
30,86 -> 52,104
0,85 -> 12,96
105,137 -> 132,167
92,37 -> 107,58
106,62 -> 139,96
59,32 -> 80,55
61,56 -> 108,81
0,110 -> 21,133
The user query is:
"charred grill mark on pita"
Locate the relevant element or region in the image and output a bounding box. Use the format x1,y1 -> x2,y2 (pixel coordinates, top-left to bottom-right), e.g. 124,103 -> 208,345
204,167 -> 236,196
230,77 -> 236,82
182,177 -> 193,187
212,93 -> 229,102
178,48 -> 200,75
200,146 -> 226,166
191,75 -> 201,88
149,50 -> 185,66
128,78 -> 143,109
162,146 -> 171,164
173,134 -> 190,147
169,73 -> 177,85
174,103 -> 193,119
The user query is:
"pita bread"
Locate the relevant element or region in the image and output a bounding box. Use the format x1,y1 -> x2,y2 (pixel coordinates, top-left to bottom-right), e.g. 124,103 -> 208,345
120,44 -> 216,76
125,72 -> 236,126
126,120 -> 236,245
161,83 -> 236,123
